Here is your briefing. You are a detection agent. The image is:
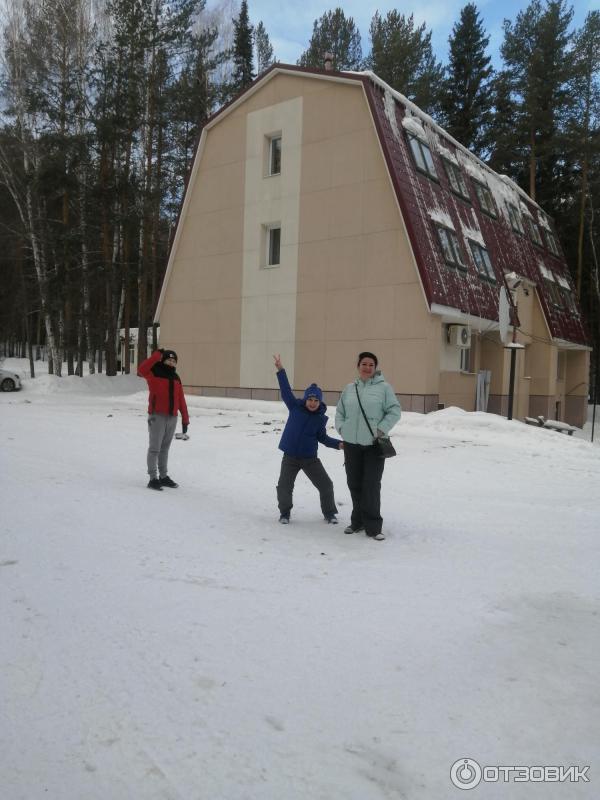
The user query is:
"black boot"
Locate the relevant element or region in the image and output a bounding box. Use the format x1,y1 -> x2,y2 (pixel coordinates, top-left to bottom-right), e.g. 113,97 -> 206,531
147,478 -> 163,491
159,476 -> 179,488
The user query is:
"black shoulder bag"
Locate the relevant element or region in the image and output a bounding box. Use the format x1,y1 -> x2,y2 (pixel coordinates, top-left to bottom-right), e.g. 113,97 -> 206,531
355,385 -> 397,459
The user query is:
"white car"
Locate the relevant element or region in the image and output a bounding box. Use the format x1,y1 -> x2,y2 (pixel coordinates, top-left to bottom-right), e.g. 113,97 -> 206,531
0,367 -> 21,391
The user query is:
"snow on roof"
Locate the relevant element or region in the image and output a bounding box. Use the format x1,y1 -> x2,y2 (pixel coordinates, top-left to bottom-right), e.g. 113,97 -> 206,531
401,112 -> 426,140
461,223 -> 485,247
539,262 -> 554,280
434,138 -> 459,166
384,89 -> 403,142
537,212 -> 551,231
556,274 -> 571,289
429,207 -> 455,229
519,200 -> 533,218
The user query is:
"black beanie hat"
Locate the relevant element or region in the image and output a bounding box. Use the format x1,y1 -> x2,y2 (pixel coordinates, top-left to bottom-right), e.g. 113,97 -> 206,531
162,349 -> 178,362
357,351 -> 378,367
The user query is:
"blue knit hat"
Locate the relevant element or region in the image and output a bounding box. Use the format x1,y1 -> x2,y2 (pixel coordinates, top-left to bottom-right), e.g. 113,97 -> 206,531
303,383 -> 323,402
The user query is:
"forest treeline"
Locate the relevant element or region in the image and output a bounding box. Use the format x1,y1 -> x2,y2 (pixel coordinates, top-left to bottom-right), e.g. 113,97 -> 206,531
0,0 -> 598,378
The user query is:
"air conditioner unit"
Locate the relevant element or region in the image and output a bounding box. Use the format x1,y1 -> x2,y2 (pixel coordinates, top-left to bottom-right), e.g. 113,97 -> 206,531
448,324 -> 471,348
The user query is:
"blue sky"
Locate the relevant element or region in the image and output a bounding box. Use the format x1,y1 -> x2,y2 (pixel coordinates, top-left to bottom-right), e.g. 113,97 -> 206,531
213,0 -> 600,68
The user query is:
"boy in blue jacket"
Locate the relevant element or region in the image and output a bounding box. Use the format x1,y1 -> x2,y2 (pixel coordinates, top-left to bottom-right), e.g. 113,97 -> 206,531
274,354 -> 343,525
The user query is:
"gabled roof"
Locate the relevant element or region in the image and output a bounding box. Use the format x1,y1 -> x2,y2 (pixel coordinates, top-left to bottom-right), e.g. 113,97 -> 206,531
160,64 -> 588,347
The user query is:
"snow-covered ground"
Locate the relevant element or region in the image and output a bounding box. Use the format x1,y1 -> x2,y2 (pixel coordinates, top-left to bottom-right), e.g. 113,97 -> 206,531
1,358 -> 599,800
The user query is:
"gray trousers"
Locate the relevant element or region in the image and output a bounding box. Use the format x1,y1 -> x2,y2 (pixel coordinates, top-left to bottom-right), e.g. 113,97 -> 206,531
147,413 -> 178,478
277,454 -> 338,517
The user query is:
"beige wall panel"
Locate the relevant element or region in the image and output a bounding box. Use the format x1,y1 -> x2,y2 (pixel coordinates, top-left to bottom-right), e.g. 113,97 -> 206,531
186,161 -> 245,216
439,372 -> 477,411
301,141 -> 333,194
364,230 -> 410,287
324,288 -> 363,340
391,339 -> 439,394
189,343 -> 219,387
394,285 -> 436,339
215,342 -> 242,386
329,183 -> 364,239
201,117 -> 246,167
299,189 -> 332,243
363,179 -> 402,234
296,292 -> 327,342
326,236 -> 366,291
297,240 -> 330,293
216,254 -> 243,298
330,130 -> 367,187
166,257 -> 217,303
362,287 -> 396,340
216,298 -> 242,343
175,206 -> 244,258
302,84 -> 369,144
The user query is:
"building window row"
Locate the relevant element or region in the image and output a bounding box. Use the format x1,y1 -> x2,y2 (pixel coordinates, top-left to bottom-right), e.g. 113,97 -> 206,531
434,222 -> 496,282
406,133 -> 563,258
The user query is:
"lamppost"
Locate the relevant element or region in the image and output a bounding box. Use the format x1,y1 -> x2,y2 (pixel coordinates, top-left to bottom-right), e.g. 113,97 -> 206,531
503,272 -> 525,421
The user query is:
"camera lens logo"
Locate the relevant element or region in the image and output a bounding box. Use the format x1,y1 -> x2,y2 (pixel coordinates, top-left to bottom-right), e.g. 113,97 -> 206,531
450,758 -> 482,790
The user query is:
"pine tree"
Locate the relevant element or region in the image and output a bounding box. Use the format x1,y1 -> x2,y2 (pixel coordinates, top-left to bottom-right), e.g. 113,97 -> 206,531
231,0 -> 254,94
298,8 -> 362,72
570,11 -> 600,301
441,3 -> 493,156
254,21 -> 274,75
499,0 -> 575,206
367,11 -> 443,116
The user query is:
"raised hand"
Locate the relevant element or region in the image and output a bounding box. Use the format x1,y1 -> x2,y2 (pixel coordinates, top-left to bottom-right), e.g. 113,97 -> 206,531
273,353 -> 283,371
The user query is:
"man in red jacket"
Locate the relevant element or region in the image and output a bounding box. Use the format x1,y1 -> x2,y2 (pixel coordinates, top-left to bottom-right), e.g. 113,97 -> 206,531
138,349 -> 190,490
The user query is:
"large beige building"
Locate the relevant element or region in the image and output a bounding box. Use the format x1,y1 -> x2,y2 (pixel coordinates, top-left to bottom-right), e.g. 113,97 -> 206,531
155,65 -> 590,427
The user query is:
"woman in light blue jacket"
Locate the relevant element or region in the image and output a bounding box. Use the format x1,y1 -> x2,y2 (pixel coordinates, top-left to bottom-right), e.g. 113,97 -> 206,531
335,352 -> 401,540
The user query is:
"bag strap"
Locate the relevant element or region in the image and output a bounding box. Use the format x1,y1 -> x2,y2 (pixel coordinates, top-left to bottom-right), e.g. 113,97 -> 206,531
355,384 -> 375,439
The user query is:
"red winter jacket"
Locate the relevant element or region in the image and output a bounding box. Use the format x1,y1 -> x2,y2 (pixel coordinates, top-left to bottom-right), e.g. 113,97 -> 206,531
138,351 -> 190,425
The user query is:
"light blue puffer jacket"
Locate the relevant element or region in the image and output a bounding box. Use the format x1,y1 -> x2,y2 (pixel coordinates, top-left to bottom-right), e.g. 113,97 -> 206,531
335,372 -> 401,446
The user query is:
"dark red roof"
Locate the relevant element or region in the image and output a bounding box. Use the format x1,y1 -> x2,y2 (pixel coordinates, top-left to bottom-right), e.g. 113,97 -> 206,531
361,76 -> 588,346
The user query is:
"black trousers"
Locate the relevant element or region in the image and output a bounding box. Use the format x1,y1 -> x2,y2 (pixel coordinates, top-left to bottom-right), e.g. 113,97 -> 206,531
343,442 -> 386,535
276,455 -> 338,517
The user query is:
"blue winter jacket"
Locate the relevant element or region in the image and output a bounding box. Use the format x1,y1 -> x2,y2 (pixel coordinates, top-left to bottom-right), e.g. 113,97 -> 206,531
277,369 -> 341,458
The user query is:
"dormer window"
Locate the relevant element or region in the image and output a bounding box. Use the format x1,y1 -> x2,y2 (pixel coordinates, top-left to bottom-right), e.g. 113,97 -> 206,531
469,240 -> 495,281
472,180 -> 496,217
407,134 -> 438,180
544,278 -> 562,308
526,217 -> 543,246
268,135 -> 281,176
442,158 -> 470,201
507,203 -> 524,235
544,229 -> 560,257
435,224 -> 466,270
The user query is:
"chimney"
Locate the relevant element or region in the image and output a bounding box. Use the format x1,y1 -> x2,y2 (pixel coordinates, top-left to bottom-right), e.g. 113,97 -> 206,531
324,53 -> 333,71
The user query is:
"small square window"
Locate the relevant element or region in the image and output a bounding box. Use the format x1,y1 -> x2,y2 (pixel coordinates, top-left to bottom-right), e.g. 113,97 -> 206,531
408,134 -> 438,180
460,346 -> 471,372
267,226 -> 281,266
507,203 -> 524,235
442,158 -> 470,201
268,135 -> 281,176
544,229 -> 560,256
472,180 -> 496,217
436,224 -> 466,270
469,240 -> 495,281
544,278 -> 562,308
526,217 -> 543,246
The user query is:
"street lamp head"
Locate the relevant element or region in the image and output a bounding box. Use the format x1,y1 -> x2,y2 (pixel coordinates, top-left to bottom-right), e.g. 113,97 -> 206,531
504,271 -> 522,290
